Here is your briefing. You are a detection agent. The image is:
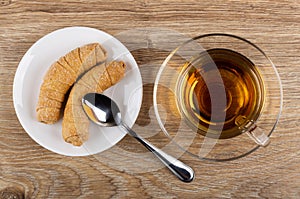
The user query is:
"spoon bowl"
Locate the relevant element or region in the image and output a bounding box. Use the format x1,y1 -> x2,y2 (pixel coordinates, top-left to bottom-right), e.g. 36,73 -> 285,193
82,93 -> 122,126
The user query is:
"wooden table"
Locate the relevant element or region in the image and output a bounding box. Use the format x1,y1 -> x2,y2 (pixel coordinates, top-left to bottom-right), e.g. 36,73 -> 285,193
1,0 -> 299,198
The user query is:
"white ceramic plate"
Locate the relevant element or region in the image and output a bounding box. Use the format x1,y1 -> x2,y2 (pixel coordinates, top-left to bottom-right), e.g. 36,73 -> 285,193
13,27 -> 143,156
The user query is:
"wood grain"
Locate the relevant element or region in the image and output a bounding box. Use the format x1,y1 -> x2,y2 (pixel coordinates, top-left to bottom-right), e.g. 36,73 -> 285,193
1,0 -> 300,198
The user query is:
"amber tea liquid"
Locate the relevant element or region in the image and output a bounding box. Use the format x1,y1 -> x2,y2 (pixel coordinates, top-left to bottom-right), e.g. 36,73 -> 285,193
176,49 -> 265,139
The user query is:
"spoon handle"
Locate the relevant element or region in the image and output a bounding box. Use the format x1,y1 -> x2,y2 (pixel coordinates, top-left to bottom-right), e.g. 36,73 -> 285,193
120,123 -> 194,183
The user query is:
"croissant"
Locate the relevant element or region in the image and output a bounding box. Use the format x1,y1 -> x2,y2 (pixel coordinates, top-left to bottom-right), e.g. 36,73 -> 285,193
62,61 -> 126,146
36,43 -> 107,124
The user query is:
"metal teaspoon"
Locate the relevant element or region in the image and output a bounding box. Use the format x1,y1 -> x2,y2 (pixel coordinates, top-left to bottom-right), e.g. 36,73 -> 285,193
82,93 -> 194,182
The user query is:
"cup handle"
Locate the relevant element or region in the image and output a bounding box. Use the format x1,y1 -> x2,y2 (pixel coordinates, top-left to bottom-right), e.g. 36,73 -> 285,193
236,116 -> 270,147
246,124 -> 270,147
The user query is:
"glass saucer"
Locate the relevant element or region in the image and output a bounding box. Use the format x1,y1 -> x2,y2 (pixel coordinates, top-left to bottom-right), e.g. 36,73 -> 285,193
153,33 -> 282,161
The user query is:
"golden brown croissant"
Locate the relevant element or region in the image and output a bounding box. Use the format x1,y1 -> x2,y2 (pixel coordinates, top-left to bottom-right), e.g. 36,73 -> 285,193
62,61 -> 126,146
36,43 -> 107,124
